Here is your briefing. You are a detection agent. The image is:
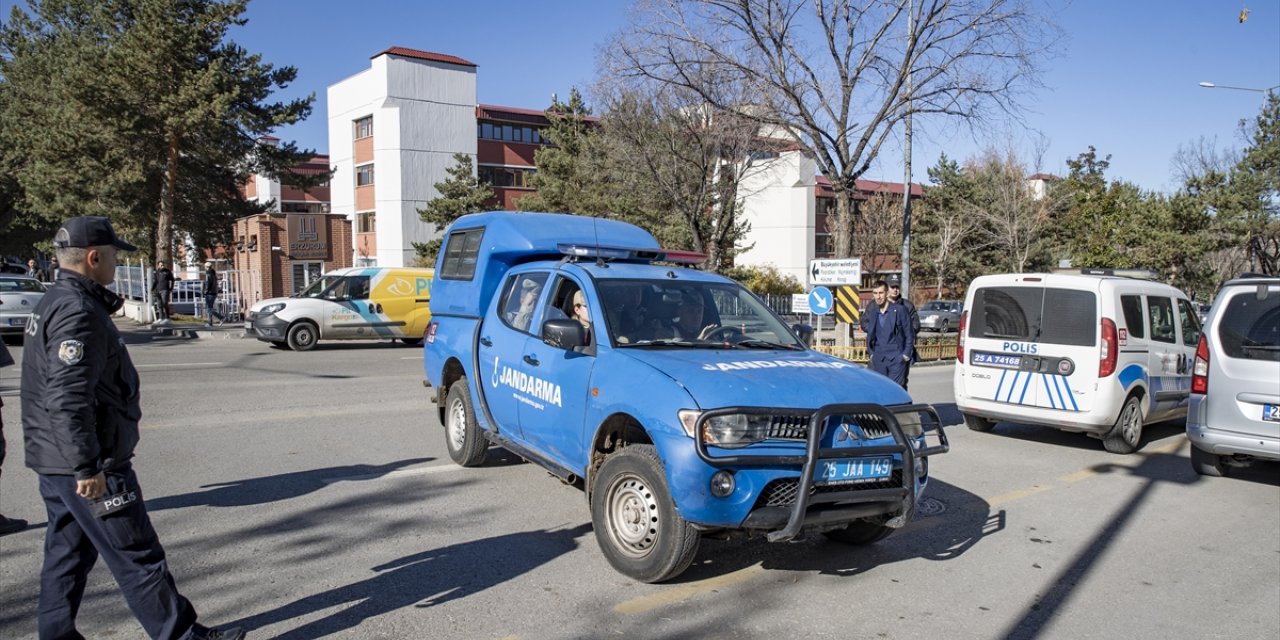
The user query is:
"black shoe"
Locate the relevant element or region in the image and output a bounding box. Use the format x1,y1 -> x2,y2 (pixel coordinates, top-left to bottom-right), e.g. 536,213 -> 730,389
0,516 -> 29,536
192,625 -> 246,640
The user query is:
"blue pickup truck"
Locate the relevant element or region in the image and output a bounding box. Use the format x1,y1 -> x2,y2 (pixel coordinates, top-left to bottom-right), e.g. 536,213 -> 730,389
423,211 -> 948,582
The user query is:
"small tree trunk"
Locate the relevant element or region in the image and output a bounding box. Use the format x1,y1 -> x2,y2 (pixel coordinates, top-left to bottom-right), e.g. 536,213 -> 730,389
157,132 -> 180,266
831,188 -> 856,259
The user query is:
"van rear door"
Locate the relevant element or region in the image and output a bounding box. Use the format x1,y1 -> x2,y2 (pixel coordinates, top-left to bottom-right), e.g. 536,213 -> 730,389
962,283 -> 1098,415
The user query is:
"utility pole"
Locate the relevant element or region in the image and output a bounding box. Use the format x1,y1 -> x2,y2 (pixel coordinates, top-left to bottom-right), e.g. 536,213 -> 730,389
900,0 -> 913,298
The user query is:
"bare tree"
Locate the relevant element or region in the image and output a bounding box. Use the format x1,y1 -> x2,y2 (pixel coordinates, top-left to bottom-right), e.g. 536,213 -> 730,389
919,206 -> 978,297
849,191 -> 902,275
1171,136 -> 1238,187
967,149 -> 1055,272
607,0 -> 1056,258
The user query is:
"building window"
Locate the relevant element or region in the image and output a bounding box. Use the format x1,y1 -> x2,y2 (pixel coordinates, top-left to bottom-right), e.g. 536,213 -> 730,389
357,211 -> 376,233
478,165 -> 536,188
355,257 -> 377,267
354,116 -> 373,139
282,202 -> 326,214
815,234 -> 833,255
477,120 -> 544,145
356,164 -> 374,187
291,262 -> 324,295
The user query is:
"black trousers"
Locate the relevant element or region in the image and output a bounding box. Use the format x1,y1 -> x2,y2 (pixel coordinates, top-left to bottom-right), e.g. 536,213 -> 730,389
37,465 -> 199,639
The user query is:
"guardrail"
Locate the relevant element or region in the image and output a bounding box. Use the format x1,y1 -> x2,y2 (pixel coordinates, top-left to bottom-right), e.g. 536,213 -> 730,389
813,335 -> 958,364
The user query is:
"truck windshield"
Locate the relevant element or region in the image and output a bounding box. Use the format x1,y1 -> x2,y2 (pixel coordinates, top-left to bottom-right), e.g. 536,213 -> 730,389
598,279 -> 804,349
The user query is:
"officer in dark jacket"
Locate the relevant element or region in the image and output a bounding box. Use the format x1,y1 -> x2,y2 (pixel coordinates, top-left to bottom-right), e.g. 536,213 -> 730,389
886,274 -> 920,389
22,217 -> 243,640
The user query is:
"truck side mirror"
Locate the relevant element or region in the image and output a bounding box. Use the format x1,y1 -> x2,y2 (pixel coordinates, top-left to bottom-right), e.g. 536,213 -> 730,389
792,323 -> 813,346
542,318 -> 586,350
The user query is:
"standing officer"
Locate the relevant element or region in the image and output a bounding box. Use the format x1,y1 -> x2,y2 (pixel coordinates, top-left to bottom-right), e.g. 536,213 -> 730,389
22,217 -> 244,640
863,279 -> 915,388
886,274 -> 920,389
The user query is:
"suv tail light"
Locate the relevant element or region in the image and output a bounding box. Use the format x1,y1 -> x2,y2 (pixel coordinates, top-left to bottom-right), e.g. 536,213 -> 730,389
1099,317 -> 1118,377
957,310 -> 968,362
1191,334 -> 1209,394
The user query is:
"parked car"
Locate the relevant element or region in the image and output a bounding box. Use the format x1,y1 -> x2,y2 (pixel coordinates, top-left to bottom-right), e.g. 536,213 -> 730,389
918,300 -> 962,332
1186,274 -> 1280,476
0,275 -> 47,339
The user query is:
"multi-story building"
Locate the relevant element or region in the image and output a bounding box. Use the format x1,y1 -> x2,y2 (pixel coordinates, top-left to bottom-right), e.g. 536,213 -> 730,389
325,45 -> 921,289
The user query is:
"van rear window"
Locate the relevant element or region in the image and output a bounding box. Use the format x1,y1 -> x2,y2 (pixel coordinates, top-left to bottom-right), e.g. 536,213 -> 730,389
1217,288 -> 1280,362
970,286 -> 1097,347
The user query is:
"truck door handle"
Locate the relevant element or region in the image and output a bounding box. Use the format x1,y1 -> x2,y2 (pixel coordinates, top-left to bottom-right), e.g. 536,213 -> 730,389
523,355 -> 539,366
479,337 -> 492,347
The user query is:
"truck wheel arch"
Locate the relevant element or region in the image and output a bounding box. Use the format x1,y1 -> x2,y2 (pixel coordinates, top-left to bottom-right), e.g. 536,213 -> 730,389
586,414 -> 653,496
437,357 -> 467,424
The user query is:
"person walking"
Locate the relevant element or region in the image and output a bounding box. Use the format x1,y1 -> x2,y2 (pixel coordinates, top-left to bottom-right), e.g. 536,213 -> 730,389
202,262 -> 221,327
26,259 -> 49,282
886,274 -> 921,390
150,260 -> 175,322
863,279 -> 915,389
0,339 -> 29,536
21,217 -> 244,640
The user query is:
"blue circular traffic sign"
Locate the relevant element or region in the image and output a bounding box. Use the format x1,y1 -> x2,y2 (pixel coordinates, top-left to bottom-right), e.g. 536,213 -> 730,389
808,287 -> 833,315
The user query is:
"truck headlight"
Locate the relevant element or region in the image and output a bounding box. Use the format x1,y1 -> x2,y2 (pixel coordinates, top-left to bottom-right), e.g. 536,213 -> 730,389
678,410 -> 769,448
260,303 -> 285,315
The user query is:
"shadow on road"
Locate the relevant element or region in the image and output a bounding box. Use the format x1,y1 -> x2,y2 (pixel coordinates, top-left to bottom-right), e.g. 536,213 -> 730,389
146,458 -> 434,510
226,523 -> 592,639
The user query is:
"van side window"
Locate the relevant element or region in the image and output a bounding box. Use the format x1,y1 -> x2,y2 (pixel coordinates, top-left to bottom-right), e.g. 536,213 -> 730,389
1120,295 -> 1145,339
439,228 -> 485,280
347,276 -> 371,300
1177,299 -> 1200,346
1147,296 -> 1176,344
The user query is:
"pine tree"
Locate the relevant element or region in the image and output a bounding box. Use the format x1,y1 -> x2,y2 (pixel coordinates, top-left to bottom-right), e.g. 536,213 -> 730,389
413,153 -> 493,264
0,0 -> 316,263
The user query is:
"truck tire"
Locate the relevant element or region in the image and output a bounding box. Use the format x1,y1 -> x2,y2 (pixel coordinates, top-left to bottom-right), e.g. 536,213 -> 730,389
591,445 -> 700,583
445,378 -> 488,467
823,518 -> 896,545
286,321 -> 318,352
1102,395 -> 1143,454
964,413 -> 995,432
1190,444 -> 1227,477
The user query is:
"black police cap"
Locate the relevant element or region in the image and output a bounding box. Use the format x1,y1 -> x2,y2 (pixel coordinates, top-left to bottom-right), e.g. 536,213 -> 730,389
53,216 -> 138,252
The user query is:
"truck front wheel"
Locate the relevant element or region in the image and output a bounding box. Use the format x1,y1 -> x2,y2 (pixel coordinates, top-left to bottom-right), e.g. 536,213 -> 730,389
445,378 -> 488,467
591,445 -> 699,583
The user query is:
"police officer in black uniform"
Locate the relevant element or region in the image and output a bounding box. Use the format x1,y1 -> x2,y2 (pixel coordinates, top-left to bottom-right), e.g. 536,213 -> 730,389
21,217 -> 244,640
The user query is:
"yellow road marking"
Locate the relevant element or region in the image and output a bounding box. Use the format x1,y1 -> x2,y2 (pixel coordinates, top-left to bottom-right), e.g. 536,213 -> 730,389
987,485 -> 1052,508
613,565 -> 764,615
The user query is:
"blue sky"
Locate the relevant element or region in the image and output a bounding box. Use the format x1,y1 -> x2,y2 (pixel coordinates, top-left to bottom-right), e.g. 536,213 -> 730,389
4,0 -> 1278,194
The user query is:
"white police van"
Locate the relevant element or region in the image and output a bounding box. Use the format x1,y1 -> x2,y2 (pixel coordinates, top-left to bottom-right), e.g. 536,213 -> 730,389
954,270 -> 1201,453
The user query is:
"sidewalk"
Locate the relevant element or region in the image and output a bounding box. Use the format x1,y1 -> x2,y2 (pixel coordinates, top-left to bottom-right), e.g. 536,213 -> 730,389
122,316 -> 248,340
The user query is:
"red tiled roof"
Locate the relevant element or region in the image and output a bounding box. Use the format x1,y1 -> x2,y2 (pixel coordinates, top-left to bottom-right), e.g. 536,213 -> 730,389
815,175 -> 924,197
374,47 -> 477,68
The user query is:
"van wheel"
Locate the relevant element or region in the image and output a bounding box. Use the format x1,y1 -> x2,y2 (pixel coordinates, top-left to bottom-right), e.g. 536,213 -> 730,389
591,445 -> 700,583
1103,395 -> 1143,454
445,378 -> 488,467
824,518 -> 895,545
286,322 -> 318,351
964,414 -> 996,432
1190,444 -> 1227,477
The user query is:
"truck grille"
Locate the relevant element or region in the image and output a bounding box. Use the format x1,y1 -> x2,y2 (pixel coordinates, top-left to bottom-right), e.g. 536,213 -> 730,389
756,471 -> 905,508
763,411 -> 893,442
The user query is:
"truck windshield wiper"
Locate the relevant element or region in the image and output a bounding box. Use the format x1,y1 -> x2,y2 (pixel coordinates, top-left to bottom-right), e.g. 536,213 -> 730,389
627,339 -> 714,348
732,339 -> 803,350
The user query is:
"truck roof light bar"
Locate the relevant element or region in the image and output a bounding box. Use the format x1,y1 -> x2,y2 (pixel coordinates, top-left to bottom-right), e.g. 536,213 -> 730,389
556,243 -> 706,265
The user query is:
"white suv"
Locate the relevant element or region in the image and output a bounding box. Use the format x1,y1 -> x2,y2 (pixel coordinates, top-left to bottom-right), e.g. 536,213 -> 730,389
1186,274 -> 1280,476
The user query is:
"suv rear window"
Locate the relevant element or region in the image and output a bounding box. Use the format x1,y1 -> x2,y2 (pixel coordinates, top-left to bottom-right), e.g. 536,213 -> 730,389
969,286 -> 1097,347
439,228 -> 485,280
1217,287 -> 1280,362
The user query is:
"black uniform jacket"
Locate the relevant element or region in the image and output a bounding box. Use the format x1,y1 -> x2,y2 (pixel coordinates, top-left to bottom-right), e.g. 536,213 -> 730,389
22,271 -> 141,479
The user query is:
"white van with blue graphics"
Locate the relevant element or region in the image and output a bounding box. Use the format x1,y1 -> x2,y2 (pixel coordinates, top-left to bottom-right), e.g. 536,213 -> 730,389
954,271 -> 1201,454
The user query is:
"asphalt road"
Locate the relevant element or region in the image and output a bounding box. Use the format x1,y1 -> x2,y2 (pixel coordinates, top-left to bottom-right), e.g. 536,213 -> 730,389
1,327 -> 1277,640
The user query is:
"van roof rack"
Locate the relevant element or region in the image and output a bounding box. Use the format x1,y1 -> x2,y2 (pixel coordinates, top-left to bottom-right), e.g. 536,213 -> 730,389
1074,268 -> 1160,280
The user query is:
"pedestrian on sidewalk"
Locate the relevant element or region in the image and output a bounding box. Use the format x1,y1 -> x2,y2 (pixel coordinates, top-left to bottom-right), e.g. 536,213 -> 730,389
22,216 -> 244,640
0,338 -> 30,536
202,262 -> 221,327
26,259 -> 49,282
150,260 -> 174,322
863,279 -> 915,389
886,274 -> 921,390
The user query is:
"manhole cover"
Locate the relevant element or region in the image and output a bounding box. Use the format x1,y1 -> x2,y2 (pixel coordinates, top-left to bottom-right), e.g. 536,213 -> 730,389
916,496 -> 947,517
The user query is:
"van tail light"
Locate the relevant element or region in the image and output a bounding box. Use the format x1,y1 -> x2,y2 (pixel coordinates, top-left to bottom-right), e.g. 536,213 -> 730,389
957,310 -> 968,362
1099,317 -> 1118,377
1191,334 -> 1209,394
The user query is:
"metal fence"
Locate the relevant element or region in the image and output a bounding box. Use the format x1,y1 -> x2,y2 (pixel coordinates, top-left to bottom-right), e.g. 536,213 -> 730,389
111,262 -> 260,323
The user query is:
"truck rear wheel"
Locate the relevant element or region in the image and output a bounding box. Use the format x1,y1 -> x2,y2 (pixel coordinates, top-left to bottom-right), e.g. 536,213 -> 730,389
445,378 -> 488,467
286,321 -> 318,351
1102,395 -> 1143,454
823,518 -> 895,545
591,445 -> 699,583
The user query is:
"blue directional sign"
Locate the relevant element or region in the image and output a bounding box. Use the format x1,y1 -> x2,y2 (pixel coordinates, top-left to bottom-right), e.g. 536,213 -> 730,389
808,286 -> 833,316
